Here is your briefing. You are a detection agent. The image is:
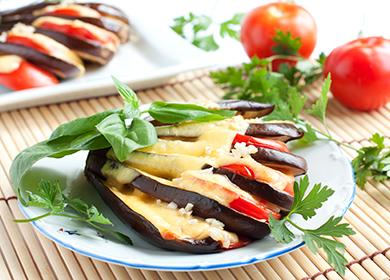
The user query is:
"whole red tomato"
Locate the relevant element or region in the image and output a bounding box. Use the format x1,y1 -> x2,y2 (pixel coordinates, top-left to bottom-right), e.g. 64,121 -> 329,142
241,2 -> 317,59
324,37 -> 390,111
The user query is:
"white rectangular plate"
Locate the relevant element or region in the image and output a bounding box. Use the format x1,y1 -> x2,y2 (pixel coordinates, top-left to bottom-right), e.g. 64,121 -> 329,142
0,1 -> 221,112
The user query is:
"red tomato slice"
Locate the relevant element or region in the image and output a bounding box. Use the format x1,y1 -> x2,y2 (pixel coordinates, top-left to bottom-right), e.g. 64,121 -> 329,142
283,183 -> 294,196
220,164 -> 256,179
40,21 -> 110,45
6,35 -> 48,54
227,237 -> 251,249
0,59 -> 58,90
46,8 -> 82,17
232,134 -> 289,153
161,231 -> 176,240
229,197 -> 280,221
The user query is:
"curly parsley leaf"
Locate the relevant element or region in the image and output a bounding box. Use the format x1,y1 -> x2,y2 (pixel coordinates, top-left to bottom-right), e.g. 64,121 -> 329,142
15,180 -> 132,244
211,55 -> 328,123
272,30 -> 302,55
303,233 -> 348,275
219,13 -> 244,40
171,12 -> 244,51
269,176 -> 355,275
192,34 -> 219,51
352,133 -> 390,187
291,176 -> 335,220
269,215 -> 294,243
298,123 -> 320,145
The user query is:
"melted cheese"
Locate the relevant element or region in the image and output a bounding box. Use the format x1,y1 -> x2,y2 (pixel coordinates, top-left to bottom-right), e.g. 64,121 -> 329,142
173,170 -> 258,206
139,127 -> 236,158
0,55 -> 22,73
215,155 -> 294,191
156,115 -> 249,137
101,161 -> 140,186
108,186 -> 238,247
107,150 -> 210,179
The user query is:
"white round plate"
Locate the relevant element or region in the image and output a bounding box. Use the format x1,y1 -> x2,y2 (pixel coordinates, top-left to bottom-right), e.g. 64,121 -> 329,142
19,140 -> 355,271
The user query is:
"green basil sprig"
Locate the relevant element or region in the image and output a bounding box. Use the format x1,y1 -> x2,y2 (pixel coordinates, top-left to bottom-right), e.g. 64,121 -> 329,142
148,101 -> 236,123
10,77 -> 236,196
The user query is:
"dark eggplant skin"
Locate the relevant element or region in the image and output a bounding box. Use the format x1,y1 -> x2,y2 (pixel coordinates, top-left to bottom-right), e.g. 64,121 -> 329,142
0,1 -> 130,43
85,151 -> 223,253
207,165 -> 294,210
0,2 -> 49,23
0,1 -> 129,24
86,150 -> 271,240
36,28 -> 114,65
81,3 -> 130,24
217,100 -> 274,118
246,123 -> 304,142
59,16 -> 130,43
0,42 -> 81,78
251,147 -> 307,176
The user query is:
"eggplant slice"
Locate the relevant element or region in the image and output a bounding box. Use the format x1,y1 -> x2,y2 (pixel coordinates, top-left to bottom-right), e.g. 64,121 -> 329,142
86,150 -> 271,240
208,165 -> 294,210
0,42 -> 82,78
0,1 -> 130,43
0,2 -> 50,24
36,28 -> 115,65
251,147 -> 307,176
85,168 -> 222,253
81,2 -> 130,25
56,16 -> 130,43
217,100 -> 274,118
246,123 -> 304,142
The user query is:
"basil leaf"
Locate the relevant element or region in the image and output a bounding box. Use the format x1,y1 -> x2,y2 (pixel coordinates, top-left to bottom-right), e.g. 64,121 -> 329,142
10,132 -> 111,192
127,118 -> 157,146
148,101 -> 236,124
96,114 -> 157,162
49,109 -> 119,141
112,76 -> 140,119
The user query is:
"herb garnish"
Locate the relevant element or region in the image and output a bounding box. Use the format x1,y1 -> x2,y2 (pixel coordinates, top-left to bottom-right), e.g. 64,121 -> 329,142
352,133 -> 390,187
10,77 -> 239,241
272,30 -> 302,55
10,77 -> 236,191
269,176 -> 355,275
16,180 -> 132,244
211,55 -> 389,187
171,12 -> 244,51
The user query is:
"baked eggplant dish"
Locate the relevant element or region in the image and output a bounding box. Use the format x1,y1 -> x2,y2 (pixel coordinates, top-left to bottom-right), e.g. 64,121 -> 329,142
84,100 -> 307,253
0,1 -> 130,90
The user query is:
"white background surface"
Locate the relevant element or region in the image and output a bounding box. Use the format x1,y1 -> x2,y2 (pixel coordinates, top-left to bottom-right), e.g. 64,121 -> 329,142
0,0 -> 389,110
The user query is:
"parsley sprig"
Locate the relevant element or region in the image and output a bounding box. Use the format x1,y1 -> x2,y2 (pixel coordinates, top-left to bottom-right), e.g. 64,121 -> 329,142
211,48 -> 389,188
16,180 -> 132,244
171,12 -> 244,51
272,30 -> 302,55
269,176 -> 355,275
352,133 -> 390,187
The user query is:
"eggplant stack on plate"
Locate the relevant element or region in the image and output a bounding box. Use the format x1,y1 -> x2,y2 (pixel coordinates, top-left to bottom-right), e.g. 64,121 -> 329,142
85,100 -> 308,253
0,1 -> 130,90
0,1 -> 130,64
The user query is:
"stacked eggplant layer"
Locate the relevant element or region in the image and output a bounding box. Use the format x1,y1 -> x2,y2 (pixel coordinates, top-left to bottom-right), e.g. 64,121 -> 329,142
0,1 -> 130,90
85,100 -> 308,253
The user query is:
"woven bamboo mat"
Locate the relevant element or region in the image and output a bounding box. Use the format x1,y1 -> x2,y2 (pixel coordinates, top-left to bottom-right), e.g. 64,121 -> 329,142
0,70 -> 389,280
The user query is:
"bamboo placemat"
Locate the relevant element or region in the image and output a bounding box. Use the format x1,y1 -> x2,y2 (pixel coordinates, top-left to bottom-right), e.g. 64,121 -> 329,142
0,70 -> 389,280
